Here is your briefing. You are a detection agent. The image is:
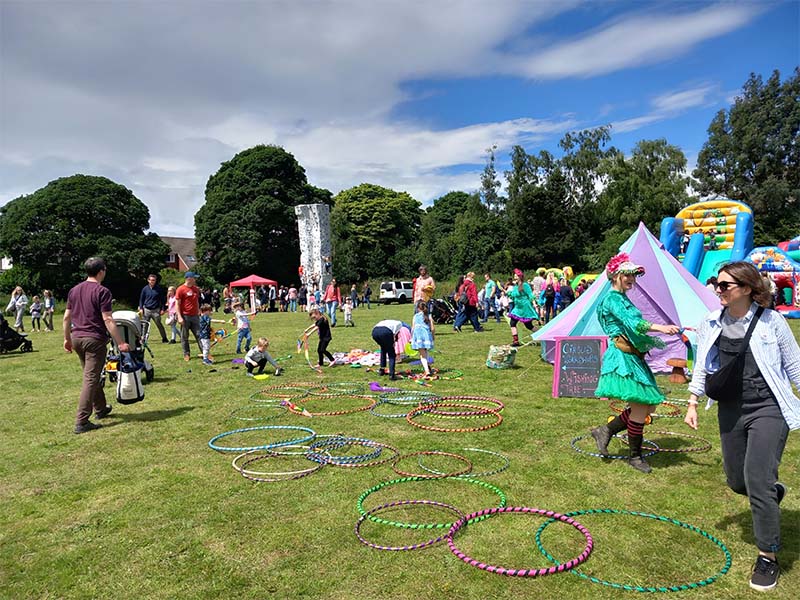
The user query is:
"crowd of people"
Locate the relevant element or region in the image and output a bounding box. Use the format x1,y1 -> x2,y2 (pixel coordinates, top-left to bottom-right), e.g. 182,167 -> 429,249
4,286 -> 56,333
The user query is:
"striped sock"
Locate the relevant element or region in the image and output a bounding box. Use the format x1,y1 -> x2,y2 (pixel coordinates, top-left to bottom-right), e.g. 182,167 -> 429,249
627,420 -> 645,437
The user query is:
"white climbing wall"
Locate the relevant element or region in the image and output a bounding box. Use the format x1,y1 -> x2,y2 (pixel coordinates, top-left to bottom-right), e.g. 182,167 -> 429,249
294,203 -> 332,290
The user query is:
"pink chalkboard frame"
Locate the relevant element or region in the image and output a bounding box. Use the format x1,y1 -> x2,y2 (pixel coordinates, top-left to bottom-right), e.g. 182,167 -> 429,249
552,336 -> 609,398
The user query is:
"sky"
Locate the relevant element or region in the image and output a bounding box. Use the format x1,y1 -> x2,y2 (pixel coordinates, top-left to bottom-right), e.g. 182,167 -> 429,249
1,1 -> 798,237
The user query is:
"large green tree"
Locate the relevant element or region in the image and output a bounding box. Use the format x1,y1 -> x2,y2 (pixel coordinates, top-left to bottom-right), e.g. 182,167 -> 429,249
417,191 -> 474,278
330,183 -> 422,282
693,69 -> 800,244
195,145 -> 331,284
585,139 -> 691,266
0,175 -> 168,299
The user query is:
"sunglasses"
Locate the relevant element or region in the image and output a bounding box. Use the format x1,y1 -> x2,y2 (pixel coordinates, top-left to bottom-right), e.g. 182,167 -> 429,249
714,281 -> 740,292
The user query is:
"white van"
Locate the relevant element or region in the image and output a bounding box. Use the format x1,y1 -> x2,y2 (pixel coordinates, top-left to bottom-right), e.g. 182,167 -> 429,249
379,280 -> 414,304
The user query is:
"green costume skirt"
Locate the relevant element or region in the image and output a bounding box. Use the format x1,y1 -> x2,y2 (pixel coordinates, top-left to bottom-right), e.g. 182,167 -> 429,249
594,346 -> 664,405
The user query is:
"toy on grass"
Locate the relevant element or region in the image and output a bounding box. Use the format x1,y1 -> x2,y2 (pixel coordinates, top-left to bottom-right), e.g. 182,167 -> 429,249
280,399 -> 313,417
355,500 -> 465,551
297,332 -> 322,374
369,381 -> 400,393
534,508 -> 732,592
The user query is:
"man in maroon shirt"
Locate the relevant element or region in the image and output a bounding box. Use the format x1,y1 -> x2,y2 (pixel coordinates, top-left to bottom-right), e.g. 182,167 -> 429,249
63,257 -> 130,434
175,271 -> 202,361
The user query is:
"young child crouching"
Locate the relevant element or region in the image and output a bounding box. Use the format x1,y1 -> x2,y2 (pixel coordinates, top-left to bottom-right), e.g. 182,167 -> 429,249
245,337 -> 283,377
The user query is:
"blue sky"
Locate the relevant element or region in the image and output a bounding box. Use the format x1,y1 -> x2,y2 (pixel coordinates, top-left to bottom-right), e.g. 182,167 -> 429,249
1,1 -> 798,237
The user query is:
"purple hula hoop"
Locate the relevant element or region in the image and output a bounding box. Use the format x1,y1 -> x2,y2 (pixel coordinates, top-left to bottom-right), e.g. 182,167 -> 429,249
355,500 -> 465,551
447,506 -> 594,577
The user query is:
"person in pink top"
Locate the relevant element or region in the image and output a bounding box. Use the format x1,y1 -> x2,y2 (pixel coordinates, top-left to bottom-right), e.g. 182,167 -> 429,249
322,277 -> 342,327
413,265 -> 436,313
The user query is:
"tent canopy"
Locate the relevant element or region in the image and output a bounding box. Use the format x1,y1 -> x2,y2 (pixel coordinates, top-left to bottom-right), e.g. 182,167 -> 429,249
532,222 -> 720,373
229,274 -> 278,289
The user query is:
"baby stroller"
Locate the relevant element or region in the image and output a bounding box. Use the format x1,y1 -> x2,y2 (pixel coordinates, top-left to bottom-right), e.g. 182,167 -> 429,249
0,313 -> 33,353
430,298 -> 456,325
102,310 -> 154,404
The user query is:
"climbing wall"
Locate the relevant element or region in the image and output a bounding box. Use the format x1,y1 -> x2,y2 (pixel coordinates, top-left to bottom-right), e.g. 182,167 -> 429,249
294,203 -> 332,290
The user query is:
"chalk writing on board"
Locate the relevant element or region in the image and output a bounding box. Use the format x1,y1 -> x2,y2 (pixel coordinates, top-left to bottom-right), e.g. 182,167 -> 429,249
552,337 -> 607,398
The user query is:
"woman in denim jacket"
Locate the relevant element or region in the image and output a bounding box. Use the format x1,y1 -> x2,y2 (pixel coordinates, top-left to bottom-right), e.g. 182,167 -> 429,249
685,261 -> 800,592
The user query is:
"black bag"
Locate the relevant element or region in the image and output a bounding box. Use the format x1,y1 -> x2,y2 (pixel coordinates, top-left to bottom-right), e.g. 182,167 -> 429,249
458,285 -> 468,306
544,284 -> 555,299
705,307 -> 763,402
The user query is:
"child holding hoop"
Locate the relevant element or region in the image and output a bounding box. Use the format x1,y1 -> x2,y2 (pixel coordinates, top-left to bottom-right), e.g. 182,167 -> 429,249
590,253 -> 680,473
506,269 -> 537,346
304,308 -> 335,369
411,300 -> 435,377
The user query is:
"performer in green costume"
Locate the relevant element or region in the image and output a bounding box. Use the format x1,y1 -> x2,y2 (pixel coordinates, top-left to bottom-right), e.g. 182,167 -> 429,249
590,252 -> 681,473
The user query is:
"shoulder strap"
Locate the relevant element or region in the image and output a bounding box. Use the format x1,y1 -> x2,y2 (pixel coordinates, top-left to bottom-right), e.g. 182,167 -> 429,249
739,306 -> 764,356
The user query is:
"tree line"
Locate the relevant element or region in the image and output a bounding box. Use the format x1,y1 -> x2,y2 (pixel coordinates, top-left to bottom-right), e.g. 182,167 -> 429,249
1,69 -> 797,299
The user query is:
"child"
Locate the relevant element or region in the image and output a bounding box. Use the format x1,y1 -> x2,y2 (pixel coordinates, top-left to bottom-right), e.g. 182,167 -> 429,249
411,300 -> 435,377
43,290 -> 55,332
199,304 -> 226,365
29,295 -> 43,332
245,337 -> 283,377
232,300 -> 257,354
343,298 -> 354,327
303,308 -> 334,370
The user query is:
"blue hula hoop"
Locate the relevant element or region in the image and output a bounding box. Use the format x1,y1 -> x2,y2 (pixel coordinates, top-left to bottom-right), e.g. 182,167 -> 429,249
208,425 -> 316,453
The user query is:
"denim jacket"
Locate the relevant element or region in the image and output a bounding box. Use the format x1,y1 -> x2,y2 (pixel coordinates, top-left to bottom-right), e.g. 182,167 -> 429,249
688,303 -> 800,430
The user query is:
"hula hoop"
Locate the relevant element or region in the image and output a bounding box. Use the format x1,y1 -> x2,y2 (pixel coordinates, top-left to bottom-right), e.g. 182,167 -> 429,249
436,395 -> 505,414
229,403 -> 288,422
306,382 -> 365,396
307,437 -> 400,468
570,434 -> 660,460
306,435 -> 384,464
273,354 -> 292,362
535,508 -> 732,592
236,447 -> 327,482
399,367 -> 464,381
406,403 -> 503,433
618,430 -> 712,453
251,384 -> 311,402
447,506 -> 594,577
355,500 -> 465,551
417,447 -> 510,478
357,476 -> 507,530
392,451 -> 473,479
370,397 -> 438,419
286,394 -> 377,417
208,425 -> 316,453
378,391 -> 440,405
423,398 -> 504,419
609,399 -> 682,418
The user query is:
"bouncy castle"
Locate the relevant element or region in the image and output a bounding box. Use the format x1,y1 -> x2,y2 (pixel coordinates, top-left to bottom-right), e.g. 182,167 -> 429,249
746,246 -> 800,318
660,198 -> 754,285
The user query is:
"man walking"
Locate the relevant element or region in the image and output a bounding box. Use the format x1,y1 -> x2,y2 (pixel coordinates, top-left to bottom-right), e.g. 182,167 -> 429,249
175,271 -> 202,362
138,273 -> 168,343
63,257 -> 130,434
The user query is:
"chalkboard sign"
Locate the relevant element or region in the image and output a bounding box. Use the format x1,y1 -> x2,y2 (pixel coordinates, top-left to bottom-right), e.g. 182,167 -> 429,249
552,336 -> 607,398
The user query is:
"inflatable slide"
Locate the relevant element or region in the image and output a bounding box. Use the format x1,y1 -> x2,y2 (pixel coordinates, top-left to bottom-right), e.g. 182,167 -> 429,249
660,199 -> 754,283
746,246 -> 800,318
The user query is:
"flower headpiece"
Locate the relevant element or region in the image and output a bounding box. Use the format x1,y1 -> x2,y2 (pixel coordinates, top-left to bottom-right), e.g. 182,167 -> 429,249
513,268 -> 524,279
605,252 -> 645,279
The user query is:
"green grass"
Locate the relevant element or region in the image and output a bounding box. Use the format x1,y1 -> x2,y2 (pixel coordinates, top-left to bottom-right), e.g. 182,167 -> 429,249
1,304 -> 798,599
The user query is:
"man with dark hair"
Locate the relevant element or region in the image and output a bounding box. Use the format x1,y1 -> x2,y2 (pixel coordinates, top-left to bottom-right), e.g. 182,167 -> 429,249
175,271 -> 202,361
63,257 -> 130,434
138,273 -> 168,343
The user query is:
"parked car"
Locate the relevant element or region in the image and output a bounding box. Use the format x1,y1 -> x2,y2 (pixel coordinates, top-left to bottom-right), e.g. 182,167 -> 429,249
379,281 -> 414,304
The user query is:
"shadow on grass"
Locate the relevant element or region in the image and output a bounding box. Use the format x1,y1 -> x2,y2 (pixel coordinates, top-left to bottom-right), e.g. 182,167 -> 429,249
105,406 -> 196,423
715,508 -> 800,571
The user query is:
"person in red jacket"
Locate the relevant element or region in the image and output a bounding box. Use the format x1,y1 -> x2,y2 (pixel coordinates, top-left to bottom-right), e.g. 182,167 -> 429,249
452,272 -> 484,332
322,277 -> 342,327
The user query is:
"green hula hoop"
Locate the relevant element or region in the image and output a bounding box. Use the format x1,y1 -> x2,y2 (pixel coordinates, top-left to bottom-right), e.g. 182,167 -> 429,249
534,508 -> 732,592
357,476 -> 506,530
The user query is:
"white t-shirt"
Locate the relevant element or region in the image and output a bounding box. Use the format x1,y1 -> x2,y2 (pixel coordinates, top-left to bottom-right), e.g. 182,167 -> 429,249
235,309 -> 251,330
374,319 -> 404,334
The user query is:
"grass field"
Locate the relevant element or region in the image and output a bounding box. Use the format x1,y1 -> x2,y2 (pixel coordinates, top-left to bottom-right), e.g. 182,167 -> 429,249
1,303 -> 798,599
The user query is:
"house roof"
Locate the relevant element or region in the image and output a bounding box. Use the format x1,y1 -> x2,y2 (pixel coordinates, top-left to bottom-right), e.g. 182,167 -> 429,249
160,236 -> 197,265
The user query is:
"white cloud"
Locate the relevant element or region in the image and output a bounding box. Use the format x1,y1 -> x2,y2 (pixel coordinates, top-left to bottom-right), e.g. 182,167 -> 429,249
652,85 -> 716,112
511,3 -> 761,78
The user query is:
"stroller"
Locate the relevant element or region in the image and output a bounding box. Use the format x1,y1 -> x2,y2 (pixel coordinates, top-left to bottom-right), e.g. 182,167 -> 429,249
102,310 -> 154,404
0,313 -> 33,353
430,298 -> 456,325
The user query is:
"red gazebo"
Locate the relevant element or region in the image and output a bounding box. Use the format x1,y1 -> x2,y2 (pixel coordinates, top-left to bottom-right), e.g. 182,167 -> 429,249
229,274 -> 278,310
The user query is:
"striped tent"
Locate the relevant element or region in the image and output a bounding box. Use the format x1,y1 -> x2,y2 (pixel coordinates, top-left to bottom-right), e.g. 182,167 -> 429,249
531,222 -> 720,373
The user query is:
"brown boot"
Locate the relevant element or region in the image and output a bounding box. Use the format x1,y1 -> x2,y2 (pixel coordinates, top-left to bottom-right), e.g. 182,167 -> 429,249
590,414 -> 627,456
627,432 -> 652,473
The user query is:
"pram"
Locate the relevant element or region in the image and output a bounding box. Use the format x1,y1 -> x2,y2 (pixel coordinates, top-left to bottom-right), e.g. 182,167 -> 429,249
430,298 -> 456,325
102,310 -> 154,404
0,313 -> 33,353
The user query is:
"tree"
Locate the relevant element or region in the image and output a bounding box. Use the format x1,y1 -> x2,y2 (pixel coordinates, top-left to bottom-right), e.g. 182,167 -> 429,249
480,145 -> 504,213
194,145 -> 332,285
694,69 -> 800,244
585,139 -> 691,266
330,183 -> 422,282
559,125 -> 615,207
417,191 -> 473,277
0,175 -> 169,300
